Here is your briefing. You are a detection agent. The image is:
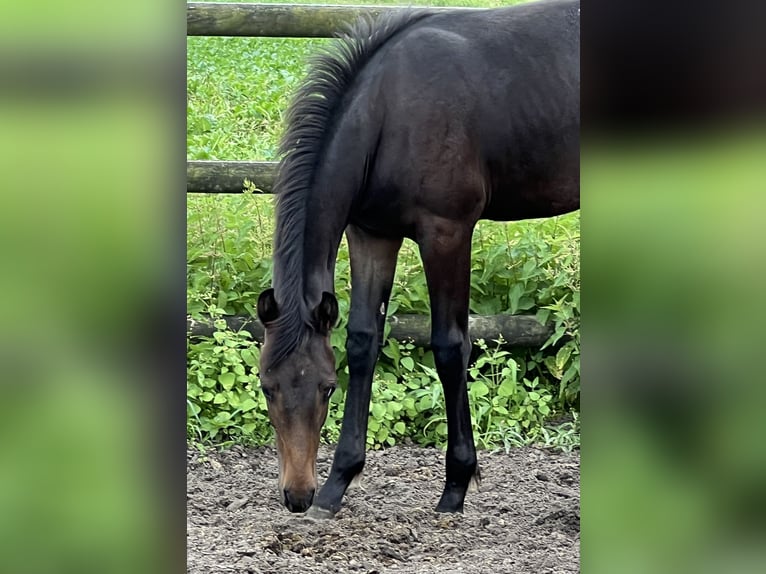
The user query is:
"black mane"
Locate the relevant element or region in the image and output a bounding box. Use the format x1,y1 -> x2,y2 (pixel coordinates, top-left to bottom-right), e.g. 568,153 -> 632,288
267,9 -> 431,366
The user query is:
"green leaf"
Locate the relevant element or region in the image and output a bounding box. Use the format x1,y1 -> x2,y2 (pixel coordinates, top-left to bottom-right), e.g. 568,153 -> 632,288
498,380 -> 515,397
471,380 -> 489,397
382,339 -> 400,365
517,296 -> 535,311
239,398 -> 257,412
213,411 -> 231,424
371,403 -> 386,420
508,283 -> 524,313
556,345 -> 573,371
394,422 -> 406,434
241,349 -> 258,367
387,402 -> 403,414
543,356 -> 562,378
536,307 -> 552,326
219,372 -> 235,390
213,393 -> 227,404
561,361 -> 579,385
330,330 -> 345,349
401,356 -> 414,371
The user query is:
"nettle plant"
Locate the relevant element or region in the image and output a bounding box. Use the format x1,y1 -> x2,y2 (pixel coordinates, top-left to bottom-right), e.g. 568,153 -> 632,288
469,216 -> 581,410
187,311 -> 270,445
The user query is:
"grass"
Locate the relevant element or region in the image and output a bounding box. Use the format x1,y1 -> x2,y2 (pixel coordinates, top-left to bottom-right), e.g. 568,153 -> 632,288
187,0 -> 529,161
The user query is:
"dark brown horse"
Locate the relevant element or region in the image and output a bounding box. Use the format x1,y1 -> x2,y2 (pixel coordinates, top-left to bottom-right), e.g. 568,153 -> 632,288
257,0 -> 579,517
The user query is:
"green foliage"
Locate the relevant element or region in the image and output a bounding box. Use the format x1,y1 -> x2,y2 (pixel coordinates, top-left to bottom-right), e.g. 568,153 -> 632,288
188,36 -> 321,161
187,0 -> 579,450
187,313 -> 271,446
468,337 -> 574,450
187,183 -> 274,319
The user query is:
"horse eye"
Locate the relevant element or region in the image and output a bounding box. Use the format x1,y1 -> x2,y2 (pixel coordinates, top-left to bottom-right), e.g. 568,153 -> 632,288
261,387 -> 274,401
324,386 -> 336,400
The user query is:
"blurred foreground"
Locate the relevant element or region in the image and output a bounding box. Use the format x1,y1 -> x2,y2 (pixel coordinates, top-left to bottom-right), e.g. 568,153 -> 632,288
0,1 -> 764,573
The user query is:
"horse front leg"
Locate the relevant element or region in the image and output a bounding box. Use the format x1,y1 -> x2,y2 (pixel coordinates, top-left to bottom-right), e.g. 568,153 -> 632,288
420,221 -> 479,513
307,225 -> 401,519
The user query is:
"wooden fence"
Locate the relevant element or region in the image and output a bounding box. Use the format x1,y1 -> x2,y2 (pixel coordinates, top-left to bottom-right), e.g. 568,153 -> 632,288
187,2 -> 475,37
186,2 -> 553,347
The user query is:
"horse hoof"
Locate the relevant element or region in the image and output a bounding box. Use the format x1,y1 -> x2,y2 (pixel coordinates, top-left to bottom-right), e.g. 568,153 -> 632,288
305,505 -> 335,520
435,505 -> 464,514
435,497 -> 464,514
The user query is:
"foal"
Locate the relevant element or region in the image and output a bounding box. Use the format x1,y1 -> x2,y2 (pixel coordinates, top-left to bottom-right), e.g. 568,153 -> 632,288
257,0 -> 579,516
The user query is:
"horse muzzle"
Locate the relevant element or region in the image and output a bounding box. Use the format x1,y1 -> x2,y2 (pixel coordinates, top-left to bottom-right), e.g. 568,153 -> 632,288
282,487 -> 315,513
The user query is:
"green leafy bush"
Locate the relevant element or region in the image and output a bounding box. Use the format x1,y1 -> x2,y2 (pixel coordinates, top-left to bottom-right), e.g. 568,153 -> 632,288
187,314 -> 271,446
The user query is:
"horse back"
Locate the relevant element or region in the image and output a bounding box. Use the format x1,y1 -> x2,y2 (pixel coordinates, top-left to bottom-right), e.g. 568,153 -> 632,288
341,0 -> 579,234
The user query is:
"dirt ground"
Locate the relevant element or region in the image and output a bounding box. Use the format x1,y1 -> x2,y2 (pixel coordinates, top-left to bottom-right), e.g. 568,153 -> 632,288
187,443 -> 580,573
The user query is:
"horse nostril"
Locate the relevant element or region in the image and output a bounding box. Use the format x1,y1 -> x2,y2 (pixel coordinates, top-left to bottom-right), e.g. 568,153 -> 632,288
283,488 -> 315,513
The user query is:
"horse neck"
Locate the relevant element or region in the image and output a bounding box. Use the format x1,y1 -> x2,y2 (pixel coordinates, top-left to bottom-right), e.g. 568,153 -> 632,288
276,165 -> 355,312
301,201 -> 345,308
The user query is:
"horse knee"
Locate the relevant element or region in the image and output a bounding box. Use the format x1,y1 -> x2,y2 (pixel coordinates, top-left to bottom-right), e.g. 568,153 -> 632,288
346,328 -> 377,366
431,333 -> 470,373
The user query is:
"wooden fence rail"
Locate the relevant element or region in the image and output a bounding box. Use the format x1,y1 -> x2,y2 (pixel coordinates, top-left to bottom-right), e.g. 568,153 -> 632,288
188,313 -> 554,347
188,160 -> 277,193
187,2 -> 472,37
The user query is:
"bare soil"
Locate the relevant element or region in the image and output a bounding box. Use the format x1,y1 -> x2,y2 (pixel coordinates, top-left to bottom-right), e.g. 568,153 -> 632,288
187,444 -> 580,573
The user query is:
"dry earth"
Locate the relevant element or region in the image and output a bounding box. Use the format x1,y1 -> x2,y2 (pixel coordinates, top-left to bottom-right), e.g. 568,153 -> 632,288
187,444 -> 580,573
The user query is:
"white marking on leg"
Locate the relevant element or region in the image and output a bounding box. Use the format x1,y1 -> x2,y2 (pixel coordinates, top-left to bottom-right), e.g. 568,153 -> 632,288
468,468 -> 481,493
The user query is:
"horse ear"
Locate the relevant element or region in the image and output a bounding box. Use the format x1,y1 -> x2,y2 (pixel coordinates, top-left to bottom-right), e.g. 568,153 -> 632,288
257,288 -> 280,325
312,291 -> 338,333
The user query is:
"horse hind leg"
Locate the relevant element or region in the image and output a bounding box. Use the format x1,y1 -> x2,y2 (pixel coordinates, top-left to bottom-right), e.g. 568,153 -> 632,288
419,219 -> 480,513
307,225 -> 402,519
